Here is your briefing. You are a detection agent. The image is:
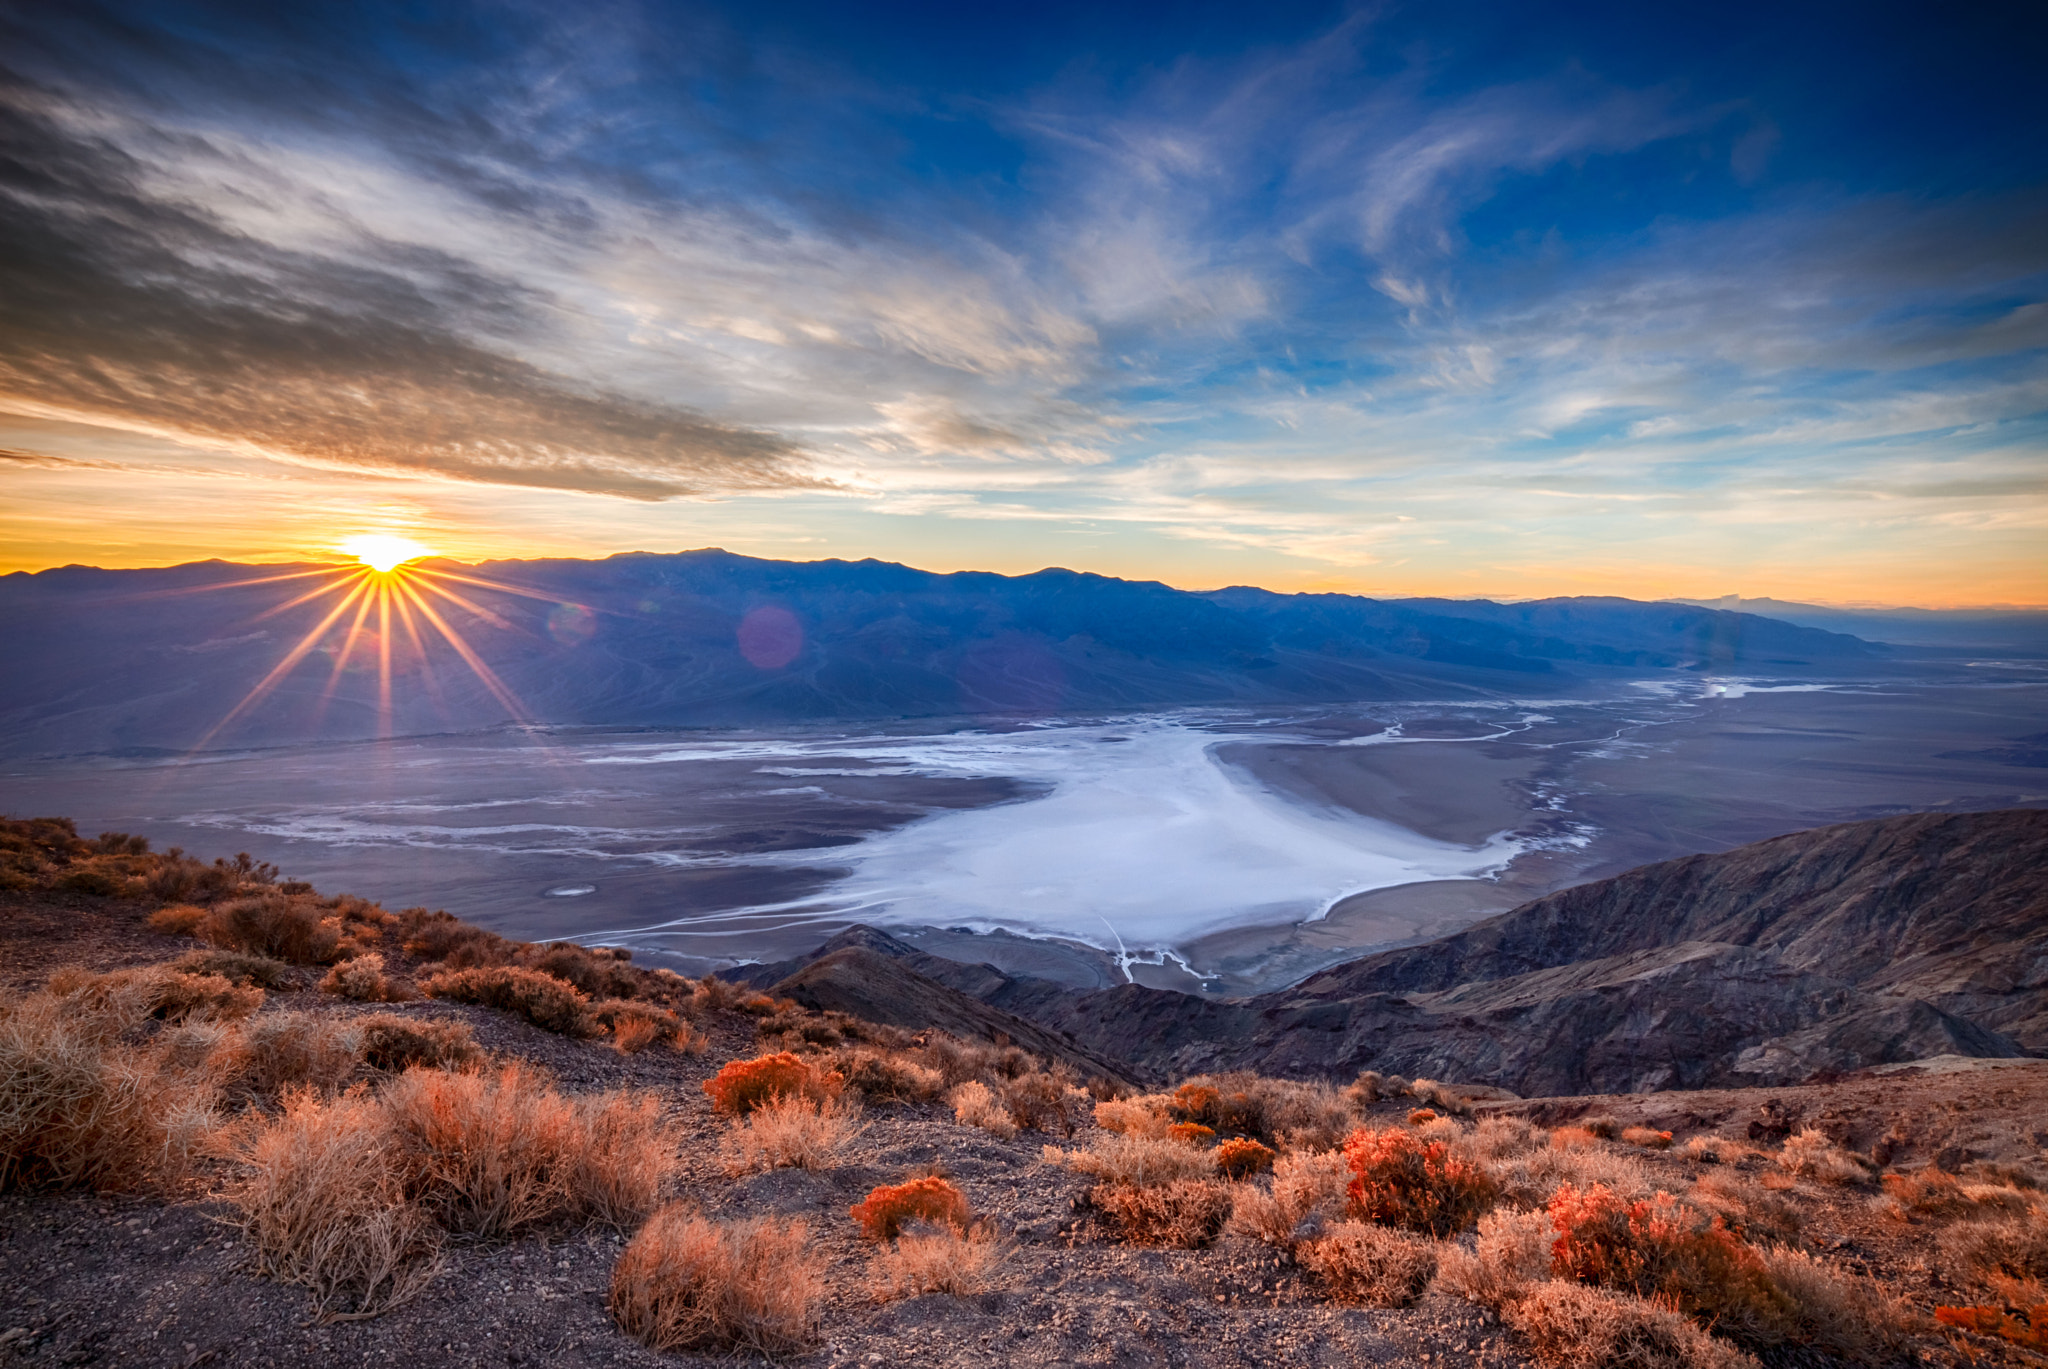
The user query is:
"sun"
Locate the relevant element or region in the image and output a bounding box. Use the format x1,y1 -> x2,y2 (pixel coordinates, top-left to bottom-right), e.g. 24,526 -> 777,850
339,533 -> 430,573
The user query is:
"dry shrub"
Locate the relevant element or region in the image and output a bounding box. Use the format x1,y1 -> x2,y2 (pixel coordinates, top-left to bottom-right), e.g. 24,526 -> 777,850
356,1014 -> 483,1073
234,1012 -> 365,1098
1297,1221 -> 1437,1306
1408,1108 -> 1440,1127
1435,1206 -> 1555,1309
1094,1095 -> 1173,1138
949,1079 -> 1019,1138
1345,1069 -> 1384,1108
1682,1134 -> 1751,1165
1465,1115 -> 1545,1161
1216,1137 -> 1276,1179
1508,1281 -> 1761,1369
1620,1126 -> 1673,1150
1415,1114 -> 1466,1145
835,1049 -> 944,1103
1091,1178 -> 1233,1247
1690,1171 -> 1804,1246
721,1096 -> 864,1174
1169,1122 -> 1216,1146
1777,1127 -> 1871,1186
202,895 -> 345,965
1048,1130 -> 1216,1187
690,974 -> 748,1013
1497,1136 -> 1656,1209
0,986 -> 223,1191
592,1001 -> 691,1054
398,909 -> 508,967
419,966 -> 593,1037
149,904 -> 208,936
1551,1125 -> 1601,1151
1881,1167 -> 2032,1222
1002,1070 -> 1087,1136
1343,1125 -> 1498,1237
1229,1148 -> 1349,1247
1935,1302 -> 2048,1350
850,1176 -> 972,1240
703,1051 -> 841,1116
516,942 -> 637,1000
1173,1072 -> 1355,1149
872,1227 -> 1006,1301
1758,1245 -> 1910,1360
220,1085 -> 441,1320
171,948 -> 297,989
48,965 -> 263,1023
1547,1183 -> 1793,1349
610,1207 -> 824,1355
1579,1115 -> 1619,1139
320,953 -> 416,1004
1942,1209 -> 2048,1292
380,1063 -> 673,1236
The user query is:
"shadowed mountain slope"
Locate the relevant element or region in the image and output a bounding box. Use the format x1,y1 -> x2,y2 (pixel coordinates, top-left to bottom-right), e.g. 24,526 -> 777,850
0,549 -> 1879,756
747,810 -> 2048,1096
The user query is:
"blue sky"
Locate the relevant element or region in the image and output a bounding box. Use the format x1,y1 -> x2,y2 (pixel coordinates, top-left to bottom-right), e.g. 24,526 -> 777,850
1,0 -> 2043,603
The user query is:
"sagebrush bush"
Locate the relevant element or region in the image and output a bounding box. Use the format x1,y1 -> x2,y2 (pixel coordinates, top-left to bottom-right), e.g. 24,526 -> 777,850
1758,1245 -> 1910,1359
1620,1126 -> 1673,1150
1215,1137 -> 1276,1179
420,965 -> 594,1037
1942,1207 -> 2048,1291
592,1000 -> 691,1054
835,1048 -> 945,1103
721,1096 -> 863,1174
355,1014 -> 483,1073
233,1011 -> 365,1098
871,1227 -> 1005,1301
1776,1127 -> 1871,1185
1547,1183 -> 1793,1349
171,948 -> 297,988
1094,1095 -> 1173,1138
47,965 -> 263,1024
703,1051 -> 841,1115
1168,1122 -> 1215,1147
1002,1069 -> 1087,1135
1170,1072 -> 1354,1149
1507,1281 -> 1761,1369
850,1176 -> 972,1241
949,1079 -> 1019,1138
320,953 -> 416,1004
1296,1221 -> 1437,1306
149,904 -> 208,936
398,908 -> 507,966
1047,1131 -> 1216,1188
1092,1179 -> 1234,1247
1435,1206 -> 1555,1309
1228,1148 -> 1349,1247
1342,1125 -> 1498,1237
201,895 -> 347,964
610,1207 -> 825,1355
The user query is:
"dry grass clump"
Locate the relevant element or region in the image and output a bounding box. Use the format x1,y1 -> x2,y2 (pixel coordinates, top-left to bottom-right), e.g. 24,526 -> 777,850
379,1063 -> 673,1235
1507,1281 -> 1761,1369
1690,1171 -> 1805,1246
199,893 -> 382,966
1296,1221 -> 1437,1306
1342,1125 -> 1498,1237
721,1096 -> 864,1174
1169,1122 -> 1217,1146
703,1051 -> 842,1116
850,1176 -> 973,1240
1435,1206 -> 1556,1308
950,1079 -> 1020,1137
1464,1115 -> 1545,1162
233,1011 -> 366,1098
320,953 -> 417,1004
1229,1148 -> 1350,1247
610,1207 -> 825,1355
1880,1166 -> 2036,1222
0,984 -> 225,1192
1216,1137 -> 1276,1179
1941,1207 -> 2048,1294
149,904 -> 209,936
1047,1131 -> 1217,1187
1094,1095 -> 1174,1138
1758,1245 -> 1911,1359
871,1226 -> 1006,1301
419,965 -> 594,1036
1090,1178 -> 1234,1248
1169,1072 -> 1355,1149
1407,1107 -> 1439,1126
1620,1126 -> 1673,1150
171,948 -> 297,988
355,1014 -> 483,1073
1550,1125 -> 1601,1150
1776,1127 -> 1872,1186
1001,1069 -> 1089,1136
1495,1133 -> 1656,1207
47,964 -> 263,1024
592,1000 -> 696,1055
835,1048 -> 945,1103
219,1085 -> 441,1320
1682,1134 -> 1753,1164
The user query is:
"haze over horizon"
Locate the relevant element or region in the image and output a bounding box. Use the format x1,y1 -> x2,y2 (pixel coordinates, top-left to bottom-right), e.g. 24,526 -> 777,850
3,0 -> 2044,607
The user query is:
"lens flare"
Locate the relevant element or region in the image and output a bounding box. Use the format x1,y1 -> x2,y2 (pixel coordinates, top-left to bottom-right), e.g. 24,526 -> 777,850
340,533 -> 430,573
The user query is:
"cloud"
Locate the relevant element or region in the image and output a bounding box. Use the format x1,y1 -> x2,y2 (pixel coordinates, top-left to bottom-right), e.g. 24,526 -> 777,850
0,446 -> 120,469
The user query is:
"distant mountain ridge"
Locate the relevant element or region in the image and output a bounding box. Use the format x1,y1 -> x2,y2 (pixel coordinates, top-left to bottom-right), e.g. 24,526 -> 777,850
736,810 -> 2048,1096
0,549 -> 1879,756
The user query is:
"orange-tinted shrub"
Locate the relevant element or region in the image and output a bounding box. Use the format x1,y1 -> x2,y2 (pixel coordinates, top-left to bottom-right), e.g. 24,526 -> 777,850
1342,1125 -> 1498,1237
1091,1179 -> 1233,1248
702,1052 -> 840,1116
1936,1303 -> 2048,1350
1215,1137 -> 1275,1179
1171,1083 -> 1222,1125
1407,1108 -> 1439,1127
849,1176 -> 971,1241
610,1207 -> 824,1355
149,904 -> 208,936
202,895 -> 344,964
1547,1182 -> 1793,1346
1167,1122 -> 1215,1147
1621,1126 -> 1674,1150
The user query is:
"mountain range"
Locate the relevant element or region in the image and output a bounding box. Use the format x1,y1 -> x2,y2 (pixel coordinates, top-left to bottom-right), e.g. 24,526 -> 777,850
737,809 -> 2048,1095
0,549 -> 1886,756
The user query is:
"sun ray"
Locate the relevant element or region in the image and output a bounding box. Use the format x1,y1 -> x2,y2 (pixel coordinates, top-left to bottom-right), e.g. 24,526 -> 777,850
408,574 -> 517,631
412,565 -> 597,610
393,577 -> 529,721
376,581 -> 394,737
191,572 -> 378,750
318,578 -> 380,711
389,584 -> 448,714
250,567 -> 366,622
